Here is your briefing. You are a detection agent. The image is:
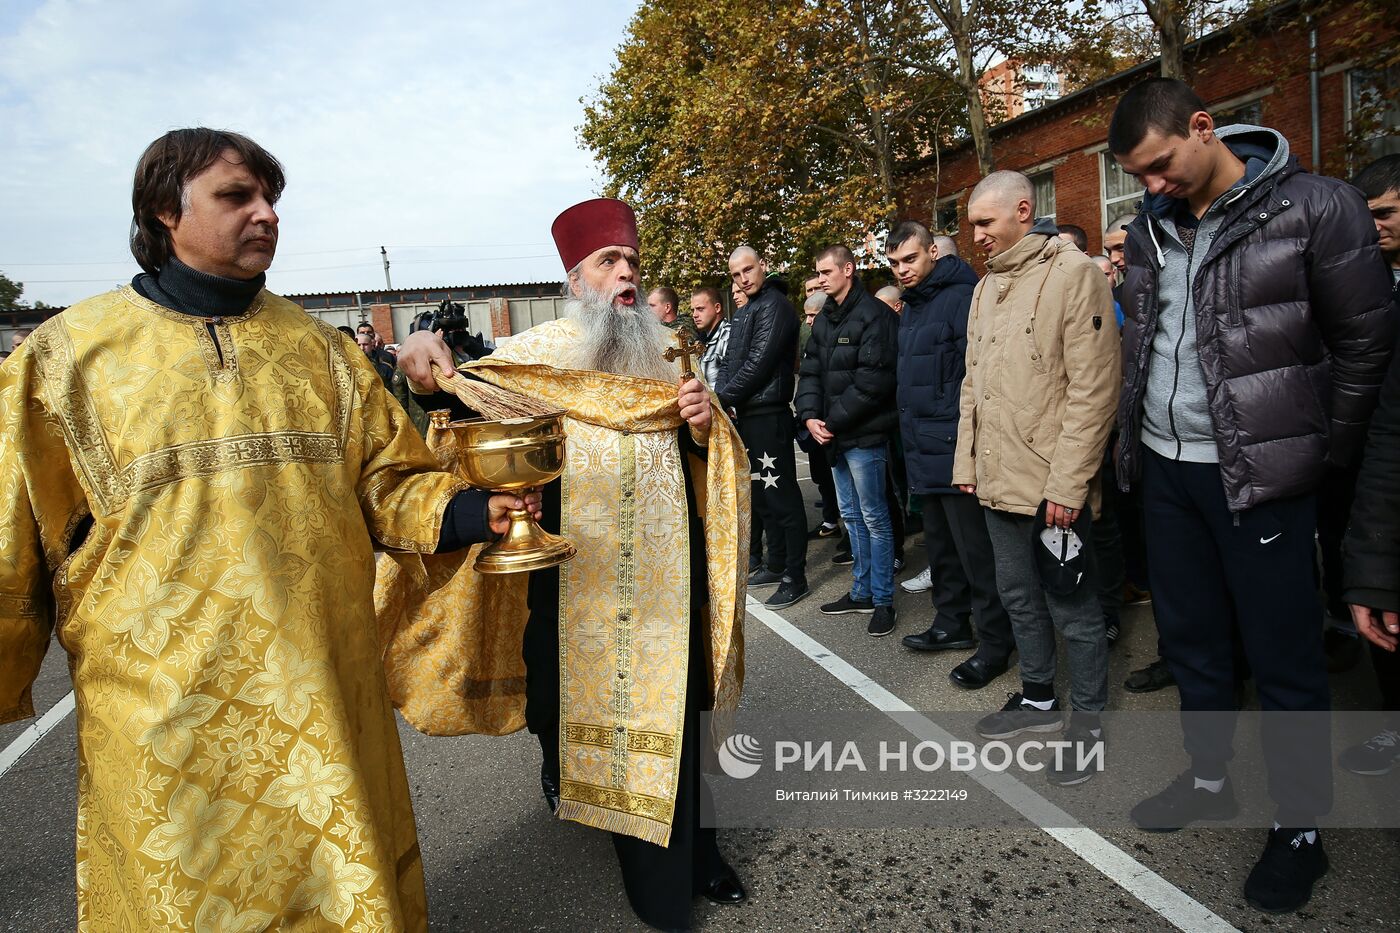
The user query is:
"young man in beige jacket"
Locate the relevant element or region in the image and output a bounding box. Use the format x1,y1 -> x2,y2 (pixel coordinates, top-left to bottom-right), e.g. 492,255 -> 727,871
953,170 -> 1121,785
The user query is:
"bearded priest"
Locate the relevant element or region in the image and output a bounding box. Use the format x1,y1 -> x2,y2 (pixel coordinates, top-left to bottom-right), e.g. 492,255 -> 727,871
386,198 -> 750,931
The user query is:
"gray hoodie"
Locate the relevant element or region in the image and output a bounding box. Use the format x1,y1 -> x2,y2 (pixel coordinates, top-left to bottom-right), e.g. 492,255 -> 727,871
1138,125 -> 1291,463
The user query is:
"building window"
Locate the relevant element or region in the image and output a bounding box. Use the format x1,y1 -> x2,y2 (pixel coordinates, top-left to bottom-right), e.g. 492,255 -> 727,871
1101,152 -> 1142,231
1031,170 -> 1056,221
934,198 -> 959,235
1214,98 -> 1264,128
1348,65 -> 1400,164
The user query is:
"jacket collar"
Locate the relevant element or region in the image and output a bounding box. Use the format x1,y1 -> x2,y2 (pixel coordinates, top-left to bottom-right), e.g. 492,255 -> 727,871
823,275 -> 868,321
906,256 -> 979,303
986,218 -> 1062,276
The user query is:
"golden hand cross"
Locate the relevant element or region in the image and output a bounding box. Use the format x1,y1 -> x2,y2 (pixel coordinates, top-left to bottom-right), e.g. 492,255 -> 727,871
662,329 -> 707,381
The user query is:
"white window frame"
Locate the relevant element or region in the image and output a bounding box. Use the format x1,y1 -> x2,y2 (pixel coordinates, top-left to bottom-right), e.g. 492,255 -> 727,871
1031,169 -> 1056,222
1346,65 -> 1400,167
1099,151 -> 1142,245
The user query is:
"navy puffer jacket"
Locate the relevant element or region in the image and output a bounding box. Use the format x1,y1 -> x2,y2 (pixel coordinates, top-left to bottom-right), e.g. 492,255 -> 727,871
896,256 -> 980,493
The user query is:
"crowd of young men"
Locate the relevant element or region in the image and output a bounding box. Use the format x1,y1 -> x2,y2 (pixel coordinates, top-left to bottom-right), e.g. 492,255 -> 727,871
669,78 -> 1400,916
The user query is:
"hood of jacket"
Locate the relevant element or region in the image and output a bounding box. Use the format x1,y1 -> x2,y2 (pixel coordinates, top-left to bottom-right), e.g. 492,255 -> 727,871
905,255 -> 979,304
986,216 -> 1067,276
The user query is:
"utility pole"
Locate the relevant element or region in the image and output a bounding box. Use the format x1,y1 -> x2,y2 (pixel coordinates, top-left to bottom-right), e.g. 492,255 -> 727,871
355,292 -> 366,326
380,246 -> 392,290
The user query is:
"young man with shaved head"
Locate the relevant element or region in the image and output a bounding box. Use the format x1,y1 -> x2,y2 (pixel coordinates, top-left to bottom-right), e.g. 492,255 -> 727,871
1109,78 -> 1395,913
721,245 -> 809,608
954,170 -> 1120,784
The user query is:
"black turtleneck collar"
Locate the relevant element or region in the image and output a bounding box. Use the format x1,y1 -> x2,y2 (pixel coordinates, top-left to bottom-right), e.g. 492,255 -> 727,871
132,257 -> 265,318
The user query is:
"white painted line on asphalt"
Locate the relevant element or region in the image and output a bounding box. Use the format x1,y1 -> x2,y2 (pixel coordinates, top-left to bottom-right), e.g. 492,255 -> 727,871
746,597 -> 1241,933
0,691 -> 74,781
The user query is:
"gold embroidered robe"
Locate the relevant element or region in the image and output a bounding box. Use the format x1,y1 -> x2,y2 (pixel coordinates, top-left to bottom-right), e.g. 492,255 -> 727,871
0,286 -> 468,931
376,318 -> 748,846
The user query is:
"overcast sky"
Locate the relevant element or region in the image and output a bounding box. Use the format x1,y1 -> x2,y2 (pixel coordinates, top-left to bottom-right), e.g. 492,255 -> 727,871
0,0 -> 639,307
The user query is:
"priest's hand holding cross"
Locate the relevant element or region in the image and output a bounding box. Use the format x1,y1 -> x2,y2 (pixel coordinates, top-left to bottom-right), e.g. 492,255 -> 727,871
668,330 -> 711,435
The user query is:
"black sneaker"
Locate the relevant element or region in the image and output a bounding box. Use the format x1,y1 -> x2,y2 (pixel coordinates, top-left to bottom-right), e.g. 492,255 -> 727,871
892,556 -> 905,573
809,521 -> 840,539
1047,717 -> 1105,786
747,568 -> 783,588
831,548 -> 853,566
820,594 -> 874,615
1129,770 -> 1239,831
766,578 -> 810,609
1105,618 -> 1120,649
1338,728 -> 1400,775
976,692 -> 1062,739
867,606 -> 897,637
1243,828 -> 1328,913
1123,658 -> 1175,693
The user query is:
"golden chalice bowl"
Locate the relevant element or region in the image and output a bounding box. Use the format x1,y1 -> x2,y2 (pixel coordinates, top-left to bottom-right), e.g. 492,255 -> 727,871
430,409 -> 576,574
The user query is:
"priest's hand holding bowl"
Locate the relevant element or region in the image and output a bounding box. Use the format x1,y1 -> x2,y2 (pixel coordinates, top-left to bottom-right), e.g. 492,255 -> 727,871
488,491 -> 543,536
397,330 -> 457,393
678,377 -> 711,438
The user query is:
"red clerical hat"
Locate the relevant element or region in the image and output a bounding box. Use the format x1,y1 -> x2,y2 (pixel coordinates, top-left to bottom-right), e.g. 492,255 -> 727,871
550,198 -> 639,272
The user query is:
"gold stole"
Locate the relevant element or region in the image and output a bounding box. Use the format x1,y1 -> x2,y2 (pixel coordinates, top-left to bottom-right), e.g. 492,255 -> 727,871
375,320 -> 748,846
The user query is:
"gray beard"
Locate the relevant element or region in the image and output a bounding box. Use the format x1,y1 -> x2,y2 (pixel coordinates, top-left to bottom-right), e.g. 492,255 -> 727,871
566,284 -> 678,381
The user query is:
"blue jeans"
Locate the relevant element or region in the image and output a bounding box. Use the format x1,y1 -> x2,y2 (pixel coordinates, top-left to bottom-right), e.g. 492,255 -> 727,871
831,443 -> 894,606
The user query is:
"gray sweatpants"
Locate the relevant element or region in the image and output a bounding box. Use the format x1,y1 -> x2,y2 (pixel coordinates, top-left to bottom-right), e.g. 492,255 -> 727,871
983,508 -> 1108,712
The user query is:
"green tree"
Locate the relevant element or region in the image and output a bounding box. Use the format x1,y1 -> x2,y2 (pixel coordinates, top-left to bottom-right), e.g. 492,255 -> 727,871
0,272 -> 23,312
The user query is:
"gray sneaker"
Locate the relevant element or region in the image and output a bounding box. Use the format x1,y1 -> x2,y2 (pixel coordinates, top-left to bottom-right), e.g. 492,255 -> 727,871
1338,728 -> 1400,775
976,692 -> 1062,739
1047,717 -> 1106,786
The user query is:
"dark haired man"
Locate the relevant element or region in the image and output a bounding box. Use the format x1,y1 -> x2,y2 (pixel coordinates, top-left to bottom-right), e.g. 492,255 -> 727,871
647,285 -> 680,326
1109,78 -> 1395,913
797,244 -> 900,636
1335,153 -> 1400,778
886,220 -> 1014,686
1056,223 -> 1089,252
691,285 -> 730,389
1353,153 -> 1400,301
722,245 -> 809,608
0,128 -> 537,930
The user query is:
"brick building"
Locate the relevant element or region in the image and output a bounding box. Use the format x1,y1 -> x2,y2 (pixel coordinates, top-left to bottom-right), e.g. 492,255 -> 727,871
902,0 -> 1398,265
284,282 -> 566,344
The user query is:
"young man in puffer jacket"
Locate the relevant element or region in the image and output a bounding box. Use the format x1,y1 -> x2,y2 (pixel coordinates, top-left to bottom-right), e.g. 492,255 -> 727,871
1110,77 -> 1395,914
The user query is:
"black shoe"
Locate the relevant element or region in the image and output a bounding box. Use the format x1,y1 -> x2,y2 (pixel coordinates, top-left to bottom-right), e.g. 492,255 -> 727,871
867,606 -> 897,637
747,568 -> 783,588
831,549 -> 853,565
901,626 -> 976,652
948,654 -> 1011,689
699,864 -> 747,905
809,521 -> 840,539
976,692 -> 1062,739
1123,658 -> 1175,693
1243,828 -> 1328,913
1105,617 -> 1121,649
1047,716 -> 1105,786
766,579 -> 810,609
820,594 -> 874,615
541,766 -> 560,814
1129,770 -> 1239,831
893,556 -> 905,573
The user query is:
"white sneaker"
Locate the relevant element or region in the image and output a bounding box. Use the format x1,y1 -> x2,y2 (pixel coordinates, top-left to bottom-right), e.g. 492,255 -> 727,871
900,566 -> 933,593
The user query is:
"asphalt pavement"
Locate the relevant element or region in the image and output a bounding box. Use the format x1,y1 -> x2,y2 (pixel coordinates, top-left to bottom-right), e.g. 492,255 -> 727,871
2,460 -> 1398,932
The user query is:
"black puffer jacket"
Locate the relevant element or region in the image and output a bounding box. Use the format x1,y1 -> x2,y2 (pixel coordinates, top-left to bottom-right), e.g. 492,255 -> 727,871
897,256 -> 980,494
1116,131 -> 1396,511
718,280 -> 798,416
795,277 -> 898,455
1343,335 -> 1400,613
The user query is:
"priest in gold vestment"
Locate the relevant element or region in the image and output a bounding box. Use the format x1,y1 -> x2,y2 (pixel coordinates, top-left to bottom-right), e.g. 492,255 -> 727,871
0,129 -> 535,931
385,198 -> 750,932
